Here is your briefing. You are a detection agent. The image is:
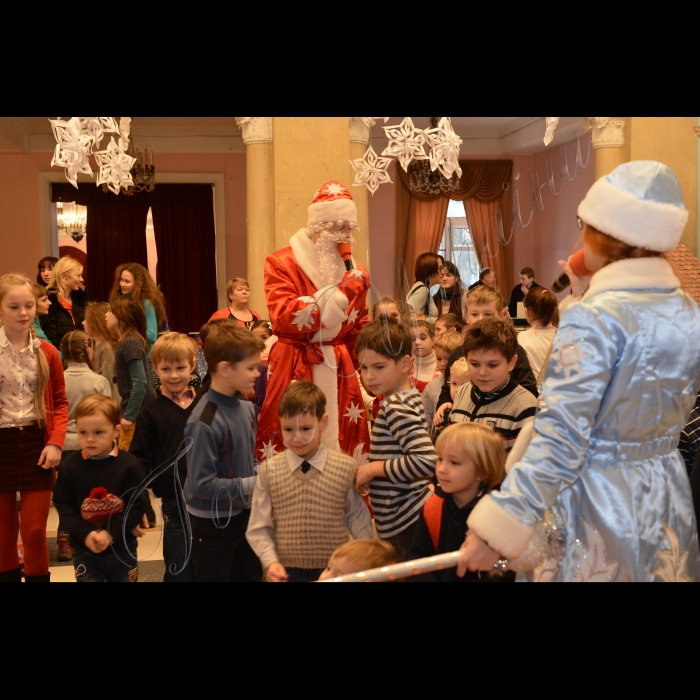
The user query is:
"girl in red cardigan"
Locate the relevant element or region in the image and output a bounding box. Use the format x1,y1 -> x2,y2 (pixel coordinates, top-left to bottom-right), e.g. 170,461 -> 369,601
0,273 -> 68,582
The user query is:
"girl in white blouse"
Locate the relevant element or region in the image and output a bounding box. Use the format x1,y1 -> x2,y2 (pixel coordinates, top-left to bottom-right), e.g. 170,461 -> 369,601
517,287 -> 559,390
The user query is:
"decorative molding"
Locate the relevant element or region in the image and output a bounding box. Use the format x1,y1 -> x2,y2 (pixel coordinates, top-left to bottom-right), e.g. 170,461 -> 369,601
581,117 -> 626,149
349,117 -> 371,146
235,117 -> 272,145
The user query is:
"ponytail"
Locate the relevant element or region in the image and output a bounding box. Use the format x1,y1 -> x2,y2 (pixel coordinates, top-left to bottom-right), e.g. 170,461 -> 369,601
29,322 -> 49,428
523,287 -> 559,328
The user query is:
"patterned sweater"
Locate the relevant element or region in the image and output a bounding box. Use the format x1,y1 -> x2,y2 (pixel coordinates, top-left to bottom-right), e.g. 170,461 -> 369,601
257,448 -> 358,569
450,375 -> 537,456
369,389 -> 438,538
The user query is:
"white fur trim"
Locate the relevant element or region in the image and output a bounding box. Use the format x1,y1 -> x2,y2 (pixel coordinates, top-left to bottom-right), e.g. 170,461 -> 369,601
578,176 -> 688,252
290,229 -> 324,290
313,346 -> 341,452
585,256 -> 680,298
308,199 -> 357,225
467,495 -> 535,559
504,417 -> 535,474
311,285 -> 348,343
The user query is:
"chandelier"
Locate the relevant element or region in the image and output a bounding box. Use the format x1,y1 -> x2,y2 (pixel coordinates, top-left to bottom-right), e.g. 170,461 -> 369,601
101,140 -> 155,196
56,201 -> 87,242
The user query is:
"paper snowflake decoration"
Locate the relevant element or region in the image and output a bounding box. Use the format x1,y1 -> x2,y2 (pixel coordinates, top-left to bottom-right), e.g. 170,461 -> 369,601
382,117 -> 428,172
260,438 -> 280,462
543,117 -> 559,146
292,297 -> 318,331
424,117 -> 463,180
353,442 -> 370,466
344,402 -> 364,424
571,518 -> 619,582
94,136 -> 137,195
349,145 -> 393,195
550,330 -> 594,380
654,523 -> 691,582
347,308 -> 359,324
50,117 -> 94,188
78,117 -> 119,149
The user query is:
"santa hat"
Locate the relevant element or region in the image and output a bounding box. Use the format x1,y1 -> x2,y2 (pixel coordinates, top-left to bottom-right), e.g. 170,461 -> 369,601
578,161 -> 688,253
307,181 -> 357,224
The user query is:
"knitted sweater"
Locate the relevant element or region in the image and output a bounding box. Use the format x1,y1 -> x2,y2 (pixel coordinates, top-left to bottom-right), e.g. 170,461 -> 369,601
369,388 -> 438,538
450,376 -> 537,456
63,363 -> 112,451
258,449 -> 358,569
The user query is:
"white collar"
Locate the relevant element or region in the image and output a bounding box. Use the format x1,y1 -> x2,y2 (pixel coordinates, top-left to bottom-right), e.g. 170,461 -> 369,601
285,443 -> 328,473
0,326 -> 41,353
584,257 -> 680,299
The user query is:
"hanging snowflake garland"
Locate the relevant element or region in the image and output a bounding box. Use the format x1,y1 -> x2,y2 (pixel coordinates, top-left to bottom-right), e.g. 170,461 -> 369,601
78,117 -> 119,149
50,117 -> 94,188
382,117 -> 428,172
349,145 -> 393,196
424,117 -> 463,180
93,136 -> 136,195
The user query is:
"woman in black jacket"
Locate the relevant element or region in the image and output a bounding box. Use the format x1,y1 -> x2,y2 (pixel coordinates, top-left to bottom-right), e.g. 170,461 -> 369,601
40,256 -> 91,350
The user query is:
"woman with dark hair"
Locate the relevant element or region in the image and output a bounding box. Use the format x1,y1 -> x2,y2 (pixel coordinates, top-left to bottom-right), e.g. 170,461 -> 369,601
406,252 -> 441,320
518,287 -> 559,387
433,261 -> 467,321
37,256 -> 59,287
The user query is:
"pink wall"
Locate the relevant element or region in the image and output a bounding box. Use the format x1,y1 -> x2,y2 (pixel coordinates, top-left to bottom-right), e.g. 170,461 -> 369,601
0,151 -> 247,285
367,159 -> 397,299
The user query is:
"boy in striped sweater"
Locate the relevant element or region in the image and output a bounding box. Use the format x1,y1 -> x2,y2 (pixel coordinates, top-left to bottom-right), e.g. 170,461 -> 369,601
449,319 -> 537,458
355,318 -> 438,560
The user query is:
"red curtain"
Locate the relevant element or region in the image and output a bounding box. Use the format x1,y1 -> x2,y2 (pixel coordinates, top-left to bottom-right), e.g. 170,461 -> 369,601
52,184 -> 149,303
149,185 -> 217,334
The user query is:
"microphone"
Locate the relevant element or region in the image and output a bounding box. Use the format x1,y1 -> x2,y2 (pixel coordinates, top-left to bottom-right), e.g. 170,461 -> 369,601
338,242 -> 354,271
551,249 -> 592,293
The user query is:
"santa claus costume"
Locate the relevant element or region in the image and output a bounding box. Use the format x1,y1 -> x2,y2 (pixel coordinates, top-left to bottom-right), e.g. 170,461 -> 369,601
256,182 -> 371,464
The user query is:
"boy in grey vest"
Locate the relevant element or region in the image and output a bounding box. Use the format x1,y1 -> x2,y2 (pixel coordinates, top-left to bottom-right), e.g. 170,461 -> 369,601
246,382 -> 373,582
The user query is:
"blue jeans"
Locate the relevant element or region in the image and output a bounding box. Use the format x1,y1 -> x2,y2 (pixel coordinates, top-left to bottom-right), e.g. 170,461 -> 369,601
161,497 -> 194,583
286,567 -> 325,583
73,539 -> 138,583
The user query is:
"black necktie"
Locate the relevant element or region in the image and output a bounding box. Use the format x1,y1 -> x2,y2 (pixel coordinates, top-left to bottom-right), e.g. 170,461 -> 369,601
301,460 -> 311,474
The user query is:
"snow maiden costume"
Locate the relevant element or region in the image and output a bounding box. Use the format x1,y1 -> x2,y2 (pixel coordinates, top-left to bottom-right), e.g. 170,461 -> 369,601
467,161 -> 700,582
255,181 -> 371,463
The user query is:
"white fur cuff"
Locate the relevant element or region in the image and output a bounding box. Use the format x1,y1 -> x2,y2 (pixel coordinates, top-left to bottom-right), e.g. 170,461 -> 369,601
578,176 -> 687,253
467,494 -> 535,559
314,285 -> 349,328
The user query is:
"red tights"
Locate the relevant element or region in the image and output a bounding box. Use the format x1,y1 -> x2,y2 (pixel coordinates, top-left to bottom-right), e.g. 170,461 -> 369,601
0,490 -> 52,576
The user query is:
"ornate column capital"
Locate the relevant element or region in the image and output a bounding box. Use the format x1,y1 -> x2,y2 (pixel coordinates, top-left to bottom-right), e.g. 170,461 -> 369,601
235,117 -> 272,145
349,117 -> 372,146
581,117 -> 626,148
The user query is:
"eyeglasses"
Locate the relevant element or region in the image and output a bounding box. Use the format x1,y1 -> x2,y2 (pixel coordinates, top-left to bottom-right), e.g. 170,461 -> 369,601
576,216 -> 584,230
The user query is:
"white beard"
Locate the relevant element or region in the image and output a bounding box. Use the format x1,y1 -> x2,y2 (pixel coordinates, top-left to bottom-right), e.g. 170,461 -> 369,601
311,230 -> 354,288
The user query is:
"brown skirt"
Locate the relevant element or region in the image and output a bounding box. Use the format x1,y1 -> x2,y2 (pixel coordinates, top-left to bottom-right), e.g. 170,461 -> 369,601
0,424 -> 55,493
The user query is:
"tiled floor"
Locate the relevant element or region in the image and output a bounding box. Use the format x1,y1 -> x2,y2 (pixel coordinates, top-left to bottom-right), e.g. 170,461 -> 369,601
45,491 -> 164,582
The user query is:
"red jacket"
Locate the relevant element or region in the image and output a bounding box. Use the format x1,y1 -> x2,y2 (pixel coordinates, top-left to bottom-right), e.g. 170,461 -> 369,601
41,339 -> 68,448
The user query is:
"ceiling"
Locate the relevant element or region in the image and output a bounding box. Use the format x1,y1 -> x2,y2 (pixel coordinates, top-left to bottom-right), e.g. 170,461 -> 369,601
0,116 -> 585,156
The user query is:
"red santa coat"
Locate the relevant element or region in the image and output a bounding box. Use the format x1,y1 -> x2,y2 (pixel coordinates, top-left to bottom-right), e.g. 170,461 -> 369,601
256,230 -> 371,464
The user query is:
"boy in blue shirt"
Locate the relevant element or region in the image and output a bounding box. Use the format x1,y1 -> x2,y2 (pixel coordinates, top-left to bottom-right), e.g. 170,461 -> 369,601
184,320 -> 265,582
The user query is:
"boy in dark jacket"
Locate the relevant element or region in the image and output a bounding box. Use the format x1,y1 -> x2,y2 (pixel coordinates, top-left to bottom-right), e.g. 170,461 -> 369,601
130,332 -> 202,582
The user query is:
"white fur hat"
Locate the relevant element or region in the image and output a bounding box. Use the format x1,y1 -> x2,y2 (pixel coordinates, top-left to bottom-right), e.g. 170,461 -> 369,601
307,181 -> 357,224
577,161 -> 688,253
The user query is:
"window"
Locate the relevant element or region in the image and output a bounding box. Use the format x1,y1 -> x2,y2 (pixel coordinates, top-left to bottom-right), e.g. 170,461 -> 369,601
438,200 -> 479,287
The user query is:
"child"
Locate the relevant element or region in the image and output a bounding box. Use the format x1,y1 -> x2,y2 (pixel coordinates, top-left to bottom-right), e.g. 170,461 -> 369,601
153,335 -> 202,394
31,283 -> 52,346
130,332 -> 201,582
408,422 -> 515,582
371,296 -> 402,322
250,319 -> 277,415
459,161 -> 700,581
246,381 -> 373,582
423,330 -> 462,430
105,295 -> 157,451
412,320 -> 441,393
434,313 -> 462,336
83,301 -> 120,404
52,395 -> 150,582
447,319 -> 537,458
519,287 -> 559,388
184,320 -> 265,582
354,318 -> 438,559
319,539 -> 397,580
435,286 -> 538,417
432,357 -> 470,438
57,330 -> 112,561
0,273 -> 68,583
